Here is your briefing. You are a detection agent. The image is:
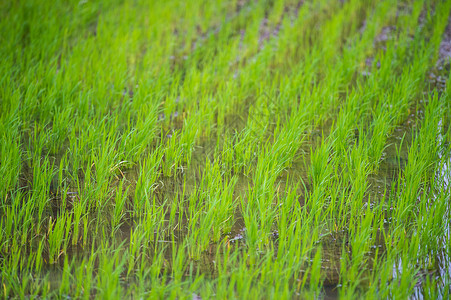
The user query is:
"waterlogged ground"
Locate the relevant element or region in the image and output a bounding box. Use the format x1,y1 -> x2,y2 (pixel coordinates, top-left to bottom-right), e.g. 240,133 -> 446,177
1,0 -> 451,299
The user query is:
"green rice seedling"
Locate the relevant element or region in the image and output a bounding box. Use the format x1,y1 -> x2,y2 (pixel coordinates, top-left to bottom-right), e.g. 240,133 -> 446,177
185,160 -> 238,258
240,110 -> 309,249
161,131 -> 184,178
127,224 -> 145,277
393,96 -> 443,229
2,191 -> 25,253
48,106 -> 73,156
47,212 -> 72,265
133,147 -> 163,212
1,242 -> 29,299
338,202 -> 375,298
96,241 -> 128,299
58,255 -> 74,297
111,179 -> 128,233
120,101 -> 160,164
167,241 -> 189,298
82,213 -> 90,248
34,237 -> 45,274
71,193 -> 88,246
178,115 -> 201,168
0,117 -> 21,202
143,196 -> 167,243
165,186 -> 185,236
73,254 -> 96,300
230,123 -> 264,175
141,243 -> 168,298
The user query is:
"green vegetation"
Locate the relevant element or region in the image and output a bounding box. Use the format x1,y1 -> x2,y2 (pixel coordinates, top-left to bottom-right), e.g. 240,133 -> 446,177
1,0 -> 450,298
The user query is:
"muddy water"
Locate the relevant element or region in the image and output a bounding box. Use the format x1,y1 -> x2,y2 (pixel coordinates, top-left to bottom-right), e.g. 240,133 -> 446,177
116,117 -> 413,278
407,120 -> 451,299
34,96 -> 449,299
36,17 -> 451,297
31,68 -> 447,296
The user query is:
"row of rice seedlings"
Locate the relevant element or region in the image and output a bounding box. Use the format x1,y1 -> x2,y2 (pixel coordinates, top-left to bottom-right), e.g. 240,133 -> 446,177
185,160 -> 238,259
291,1 -> 451,296
365,90 -> 450,299
159,0 -> 378,180
295,0 -> 405,253
227,0 -> 389,175
205,0 -> 343,138
0,113 -> 21,202
148,0 -> 384,288
189,0 -> 366,143
150,0 -> 380,262
193,1 -> 410,298
332,0 -> 431,228
150,2 -> 414,298
342,4 -> 451,297
152,0 -> 339,179
201,4 -> 385,280
241,113 -> 308,251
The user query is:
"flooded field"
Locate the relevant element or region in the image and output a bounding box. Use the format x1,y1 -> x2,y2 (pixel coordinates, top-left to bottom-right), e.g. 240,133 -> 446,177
1,0 -> 451,298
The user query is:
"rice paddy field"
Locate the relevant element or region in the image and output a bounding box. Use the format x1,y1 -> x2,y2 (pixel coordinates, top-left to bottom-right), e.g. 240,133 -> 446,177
1,0 -> 451,298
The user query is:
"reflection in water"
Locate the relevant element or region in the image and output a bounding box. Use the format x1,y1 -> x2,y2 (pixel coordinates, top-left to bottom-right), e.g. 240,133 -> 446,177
395,120 -> 451,299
